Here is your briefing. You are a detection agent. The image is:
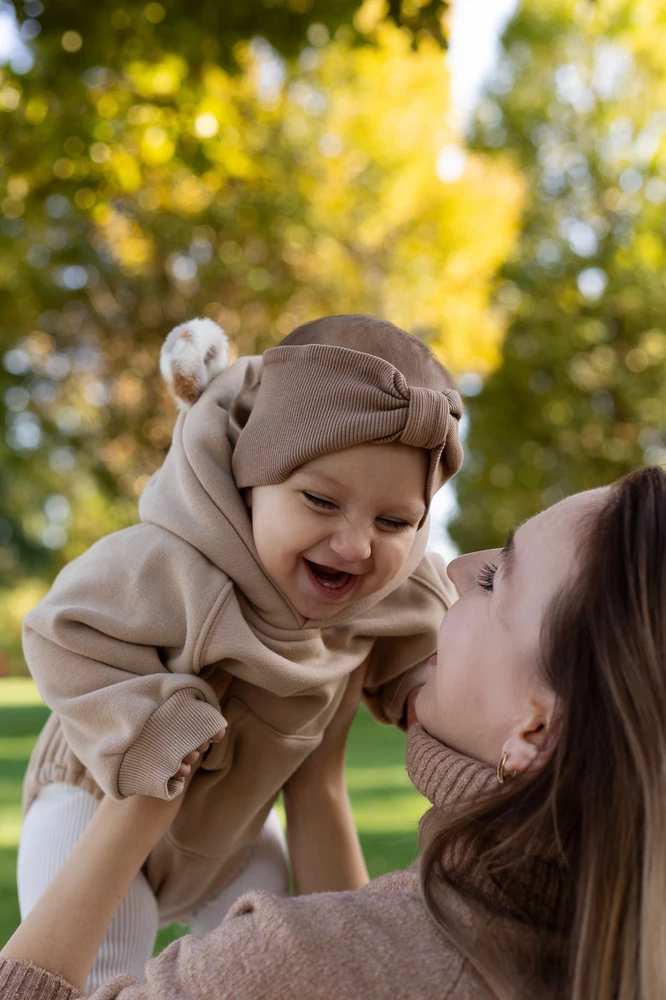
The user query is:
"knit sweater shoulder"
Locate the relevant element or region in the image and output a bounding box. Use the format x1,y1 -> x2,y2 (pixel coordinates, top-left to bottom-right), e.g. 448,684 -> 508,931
0,728 -> 571,1000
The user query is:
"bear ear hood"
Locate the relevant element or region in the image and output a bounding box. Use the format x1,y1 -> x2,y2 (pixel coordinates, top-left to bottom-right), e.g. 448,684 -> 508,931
160,318 -> 230,409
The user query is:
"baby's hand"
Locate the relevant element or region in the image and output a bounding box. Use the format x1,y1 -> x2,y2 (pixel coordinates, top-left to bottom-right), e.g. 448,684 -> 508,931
174,730 -> 225,779
405,686 -> 423,729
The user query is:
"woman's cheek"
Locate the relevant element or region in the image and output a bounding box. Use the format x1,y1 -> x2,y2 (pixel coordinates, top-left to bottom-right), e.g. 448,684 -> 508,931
436,596 -> 463,656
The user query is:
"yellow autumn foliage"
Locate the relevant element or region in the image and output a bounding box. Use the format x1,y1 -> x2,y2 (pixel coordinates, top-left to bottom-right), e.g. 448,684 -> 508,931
73,19 -> 522,373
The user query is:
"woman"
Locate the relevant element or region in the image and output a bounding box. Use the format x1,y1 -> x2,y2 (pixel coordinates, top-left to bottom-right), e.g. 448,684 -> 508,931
2,466 -> 664,999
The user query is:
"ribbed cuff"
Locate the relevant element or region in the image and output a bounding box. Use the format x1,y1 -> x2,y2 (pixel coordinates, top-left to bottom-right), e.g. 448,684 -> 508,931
117,688 -> 226,800
0,960 -> 81,1000
406,724 -> 495,808
365,664 -> 429,729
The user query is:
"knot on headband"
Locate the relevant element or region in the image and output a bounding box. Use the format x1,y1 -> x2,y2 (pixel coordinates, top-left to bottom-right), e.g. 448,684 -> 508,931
232,343 -> 464,516
395,380 -> 463,451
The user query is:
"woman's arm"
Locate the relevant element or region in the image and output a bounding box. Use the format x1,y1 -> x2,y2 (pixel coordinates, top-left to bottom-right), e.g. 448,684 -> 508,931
0,740 -> 218,993
1,793 -> 179,989
284,674 -> 423,895
283,666 -> 370,895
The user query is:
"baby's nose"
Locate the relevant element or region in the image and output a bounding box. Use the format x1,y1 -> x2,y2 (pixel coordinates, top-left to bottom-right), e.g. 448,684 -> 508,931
329,524 -> 372,565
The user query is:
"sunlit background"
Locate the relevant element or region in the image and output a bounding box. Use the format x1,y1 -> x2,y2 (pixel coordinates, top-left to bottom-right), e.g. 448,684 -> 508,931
1,0 -> 664,667
0,0 -> 543,669
1,0 -> 666,947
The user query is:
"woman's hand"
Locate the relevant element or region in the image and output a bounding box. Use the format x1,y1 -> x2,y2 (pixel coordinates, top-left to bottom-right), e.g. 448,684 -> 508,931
283,665 -> 369,895
1,790 -> 186,990
405,685 -> 423,729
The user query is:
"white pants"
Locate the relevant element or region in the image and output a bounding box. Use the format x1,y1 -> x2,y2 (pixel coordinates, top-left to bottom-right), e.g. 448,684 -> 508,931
17,783 -> 289,992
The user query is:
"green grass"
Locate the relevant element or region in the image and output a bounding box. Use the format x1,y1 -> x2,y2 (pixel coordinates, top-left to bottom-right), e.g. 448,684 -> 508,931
0,678 -> 428,952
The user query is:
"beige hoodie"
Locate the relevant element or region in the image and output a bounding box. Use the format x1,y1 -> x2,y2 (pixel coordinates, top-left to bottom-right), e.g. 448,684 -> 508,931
22,356 -> 456,920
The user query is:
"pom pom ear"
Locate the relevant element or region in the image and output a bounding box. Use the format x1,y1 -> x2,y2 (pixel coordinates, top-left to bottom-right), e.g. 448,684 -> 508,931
160,318 -> 229,409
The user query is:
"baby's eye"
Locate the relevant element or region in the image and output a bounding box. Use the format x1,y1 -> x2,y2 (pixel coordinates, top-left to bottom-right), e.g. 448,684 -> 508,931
377,518 -> 411,532
477,562 -> 497,592
302,491 -> 337,510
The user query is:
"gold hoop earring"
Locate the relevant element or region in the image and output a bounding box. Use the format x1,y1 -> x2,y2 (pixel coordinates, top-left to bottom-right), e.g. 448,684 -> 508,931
497,751 -> 512,785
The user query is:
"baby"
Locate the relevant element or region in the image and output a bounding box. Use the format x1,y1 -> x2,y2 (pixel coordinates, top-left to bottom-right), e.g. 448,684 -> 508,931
17,314 -> 462,987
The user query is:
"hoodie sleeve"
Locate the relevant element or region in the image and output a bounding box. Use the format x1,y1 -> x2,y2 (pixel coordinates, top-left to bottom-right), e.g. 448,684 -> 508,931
22,524 -> 229,801
362,552 -> 457,729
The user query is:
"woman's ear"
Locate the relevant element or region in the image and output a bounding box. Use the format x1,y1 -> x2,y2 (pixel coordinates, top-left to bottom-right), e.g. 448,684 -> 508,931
502,691 -> 556,775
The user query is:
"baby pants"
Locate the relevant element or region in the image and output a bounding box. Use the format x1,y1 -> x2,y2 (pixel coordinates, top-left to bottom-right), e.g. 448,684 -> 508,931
17,782 -> 289,992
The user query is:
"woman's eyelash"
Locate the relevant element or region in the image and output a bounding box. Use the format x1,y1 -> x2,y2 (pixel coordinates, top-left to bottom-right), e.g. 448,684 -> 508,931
477,562 -> 497,592
378,518 -> 410,532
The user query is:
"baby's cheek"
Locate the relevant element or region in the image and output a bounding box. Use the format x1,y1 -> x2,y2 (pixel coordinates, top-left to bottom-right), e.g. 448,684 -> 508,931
384,536 -> 413,577
273,544 -> 294,576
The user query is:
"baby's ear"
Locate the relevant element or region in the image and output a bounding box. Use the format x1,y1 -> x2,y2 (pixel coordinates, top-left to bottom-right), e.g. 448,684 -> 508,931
160,318 -> 229,409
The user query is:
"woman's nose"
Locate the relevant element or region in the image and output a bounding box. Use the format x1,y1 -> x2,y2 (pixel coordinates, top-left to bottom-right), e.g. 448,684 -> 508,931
329,524 -> 372,564
448,549 -> 501,595
447,555 -> 472,594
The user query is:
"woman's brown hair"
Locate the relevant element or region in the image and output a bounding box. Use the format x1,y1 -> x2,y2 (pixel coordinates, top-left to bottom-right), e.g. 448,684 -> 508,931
421,465 -> 666,999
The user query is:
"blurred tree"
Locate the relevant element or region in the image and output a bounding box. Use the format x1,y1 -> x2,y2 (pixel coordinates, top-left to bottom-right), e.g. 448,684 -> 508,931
0,0 -> 521,643
26,0 -> 451,70
450,0 -> 666,553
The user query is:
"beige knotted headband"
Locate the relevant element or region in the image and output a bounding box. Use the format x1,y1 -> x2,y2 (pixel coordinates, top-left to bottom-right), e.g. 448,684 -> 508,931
232,343 -> 463,517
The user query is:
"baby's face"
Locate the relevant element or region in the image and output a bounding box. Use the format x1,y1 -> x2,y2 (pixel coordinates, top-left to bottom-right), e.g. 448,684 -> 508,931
248,442 -> 428,620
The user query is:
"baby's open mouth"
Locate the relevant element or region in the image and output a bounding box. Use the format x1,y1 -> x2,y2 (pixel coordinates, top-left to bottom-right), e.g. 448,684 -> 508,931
304,559 -> 357,597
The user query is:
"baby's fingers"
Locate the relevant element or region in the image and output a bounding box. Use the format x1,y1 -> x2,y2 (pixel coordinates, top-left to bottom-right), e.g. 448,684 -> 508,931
196,730 -> 226,754
174,749 -> 200,778
175,730 -> 226,779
